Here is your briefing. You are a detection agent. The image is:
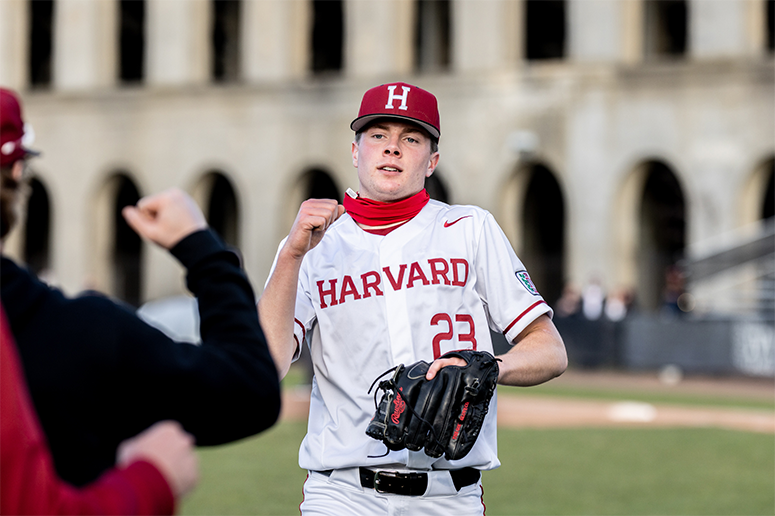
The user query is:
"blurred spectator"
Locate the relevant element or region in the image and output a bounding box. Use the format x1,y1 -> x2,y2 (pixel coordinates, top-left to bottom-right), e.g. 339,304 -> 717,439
0,87 -> 280,487
556,282 -> 582,318
661,264 -> 686,317
582,276 -> 605,320
605,287 -> 633,322
1,305 -> 198,515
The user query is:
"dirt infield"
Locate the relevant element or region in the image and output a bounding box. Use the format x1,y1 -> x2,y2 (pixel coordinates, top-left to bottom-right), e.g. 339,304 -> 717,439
280,370 -> 775,433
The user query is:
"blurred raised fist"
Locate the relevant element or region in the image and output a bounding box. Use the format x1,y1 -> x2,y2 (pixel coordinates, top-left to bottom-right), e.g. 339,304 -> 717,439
122,188 -> 208,250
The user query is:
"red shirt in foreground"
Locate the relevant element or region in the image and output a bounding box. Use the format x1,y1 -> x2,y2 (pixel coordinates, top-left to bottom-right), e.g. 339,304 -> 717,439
0,306 -> 175,515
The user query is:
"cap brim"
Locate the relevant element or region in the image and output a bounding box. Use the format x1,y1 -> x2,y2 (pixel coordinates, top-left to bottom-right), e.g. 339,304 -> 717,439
350,114 -> 440,140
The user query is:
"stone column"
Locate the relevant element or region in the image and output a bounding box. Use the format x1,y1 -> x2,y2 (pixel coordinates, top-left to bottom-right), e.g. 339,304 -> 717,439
345,0 -> 413,78
54,0 -> 117,90
0,0 -> 27,90
452,0 -> 521,73
690,0 -> 765,59
146,0 -> 210,86
242,0 -> 308,82
568,0 -> 627,62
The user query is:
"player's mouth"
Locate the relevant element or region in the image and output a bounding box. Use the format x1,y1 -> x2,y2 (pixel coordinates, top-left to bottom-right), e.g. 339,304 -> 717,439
378,165 -> 402,173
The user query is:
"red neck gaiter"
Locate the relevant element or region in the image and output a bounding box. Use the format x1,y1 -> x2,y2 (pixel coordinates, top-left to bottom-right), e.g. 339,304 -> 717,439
343,189 -> 430,227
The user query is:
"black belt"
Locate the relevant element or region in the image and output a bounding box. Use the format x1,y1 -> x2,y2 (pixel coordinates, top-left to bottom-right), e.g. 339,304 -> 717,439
358,467 -> 480,496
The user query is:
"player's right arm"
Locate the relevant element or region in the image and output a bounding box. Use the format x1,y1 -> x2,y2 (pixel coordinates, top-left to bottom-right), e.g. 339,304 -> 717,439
258,199 -> 344,378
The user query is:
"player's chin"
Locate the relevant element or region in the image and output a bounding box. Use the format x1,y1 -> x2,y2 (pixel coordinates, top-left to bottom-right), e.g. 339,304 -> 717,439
371,181 -> 407,199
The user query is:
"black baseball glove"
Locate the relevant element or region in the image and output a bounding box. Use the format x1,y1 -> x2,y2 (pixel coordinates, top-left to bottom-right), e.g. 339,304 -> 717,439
365,350 -> 500,461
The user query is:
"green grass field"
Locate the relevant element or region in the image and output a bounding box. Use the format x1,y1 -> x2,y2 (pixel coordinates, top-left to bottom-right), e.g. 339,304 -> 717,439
498,382 -> 775,411
180,421 -> 774,516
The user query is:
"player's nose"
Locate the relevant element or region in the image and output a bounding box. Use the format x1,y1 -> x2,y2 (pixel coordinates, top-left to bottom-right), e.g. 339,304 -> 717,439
382,133 -> 401,156
383,141 -> 401,156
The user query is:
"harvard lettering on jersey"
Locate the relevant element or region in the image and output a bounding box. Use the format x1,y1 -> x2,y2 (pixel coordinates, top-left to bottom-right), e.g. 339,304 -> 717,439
316,257 -> 470,309
267,200 -> 552,473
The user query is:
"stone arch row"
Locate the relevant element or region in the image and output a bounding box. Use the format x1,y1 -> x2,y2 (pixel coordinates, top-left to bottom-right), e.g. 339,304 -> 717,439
16,157 -> 774,310
504,156 -> 774,311
18,169 -> 239,307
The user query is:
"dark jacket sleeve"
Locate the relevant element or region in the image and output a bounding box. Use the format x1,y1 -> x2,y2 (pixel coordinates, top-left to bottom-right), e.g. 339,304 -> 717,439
3,230 -> 280,486
116,230 -> 281,445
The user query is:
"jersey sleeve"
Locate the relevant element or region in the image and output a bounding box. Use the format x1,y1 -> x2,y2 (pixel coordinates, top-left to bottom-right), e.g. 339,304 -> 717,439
265,238 -> 317,363
473,212 -> 553,344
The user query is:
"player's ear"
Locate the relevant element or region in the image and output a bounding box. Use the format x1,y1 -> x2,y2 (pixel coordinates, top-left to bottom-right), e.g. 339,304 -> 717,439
352,141 -> 359,168
426,152 -> 439,177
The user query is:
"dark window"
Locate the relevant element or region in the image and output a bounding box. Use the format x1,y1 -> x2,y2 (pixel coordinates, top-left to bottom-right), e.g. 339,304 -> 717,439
23,178 -> 51,276
207,174 -> 239,247
212,0 -> 241,82
414,0 -> 451,72
311,0 -> 343,74
113,176 -> 142,306
29,0 -> 54,87
644,0 -> 687,58
522,165 -> 565,305
119,0 -> 145,82
525,0 -> 566,60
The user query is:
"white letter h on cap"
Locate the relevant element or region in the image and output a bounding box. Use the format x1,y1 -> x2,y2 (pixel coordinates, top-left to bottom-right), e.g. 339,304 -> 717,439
385,85 -> 410,111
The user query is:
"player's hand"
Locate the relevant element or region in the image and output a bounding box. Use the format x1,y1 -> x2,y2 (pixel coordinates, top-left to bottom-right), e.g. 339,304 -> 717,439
116,420 -> 199,498
284,199 -> 345,259
122,188 -> 208,250
425,356 -> 467,380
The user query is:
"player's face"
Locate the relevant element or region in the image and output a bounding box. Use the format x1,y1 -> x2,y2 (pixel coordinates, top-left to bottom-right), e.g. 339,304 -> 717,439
352,121 -> 439,202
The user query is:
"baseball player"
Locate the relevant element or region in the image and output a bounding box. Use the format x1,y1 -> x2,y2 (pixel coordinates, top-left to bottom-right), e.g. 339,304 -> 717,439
258,82 -> 567,515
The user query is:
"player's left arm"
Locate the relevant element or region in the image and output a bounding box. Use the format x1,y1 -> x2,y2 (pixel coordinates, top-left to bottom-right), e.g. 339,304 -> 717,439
496,314 -> 567,386
425,314 -> 566,385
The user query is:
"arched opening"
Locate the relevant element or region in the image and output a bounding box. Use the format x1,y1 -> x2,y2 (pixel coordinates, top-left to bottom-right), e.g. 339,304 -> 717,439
644,0 -> 687,58
205,173 -> 240,248
414,0 -> 451,73
762,158 -> 774,221
305,168 -> 340,201
23,177 -> 51,277
119,0 -> 145,83
525,0 -> 566,60
311,0 -> 343,74
520,164 -> 566,305
112,175 -> 143,306
426,171 -> 450,203
29,0 -> 54,87
212,0 -> 241,82
637,161 -> 686,311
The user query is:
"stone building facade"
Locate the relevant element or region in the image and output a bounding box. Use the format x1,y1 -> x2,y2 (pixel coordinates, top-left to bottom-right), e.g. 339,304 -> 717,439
1,0 -> 773,320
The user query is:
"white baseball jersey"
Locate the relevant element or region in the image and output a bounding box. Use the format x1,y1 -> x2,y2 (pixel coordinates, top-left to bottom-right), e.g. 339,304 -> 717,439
268,199 -> 552,472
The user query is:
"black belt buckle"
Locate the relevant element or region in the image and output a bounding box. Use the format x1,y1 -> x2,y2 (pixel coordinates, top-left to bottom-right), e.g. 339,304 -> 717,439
372,470 -> 428,496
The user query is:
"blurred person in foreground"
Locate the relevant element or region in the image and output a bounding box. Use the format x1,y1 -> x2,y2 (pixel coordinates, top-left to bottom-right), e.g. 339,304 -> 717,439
0,87 -> 281,487
1,305 -> 198,515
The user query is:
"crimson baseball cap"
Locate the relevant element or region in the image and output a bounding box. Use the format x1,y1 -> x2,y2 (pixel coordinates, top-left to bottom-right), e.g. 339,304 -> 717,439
0,88 -> 40,167
351,82 -> 441,139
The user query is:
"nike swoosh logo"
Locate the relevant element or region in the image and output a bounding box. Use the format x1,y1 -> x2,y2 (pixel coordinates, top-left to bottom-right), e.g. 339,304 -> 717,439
444,216 -> 472,228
